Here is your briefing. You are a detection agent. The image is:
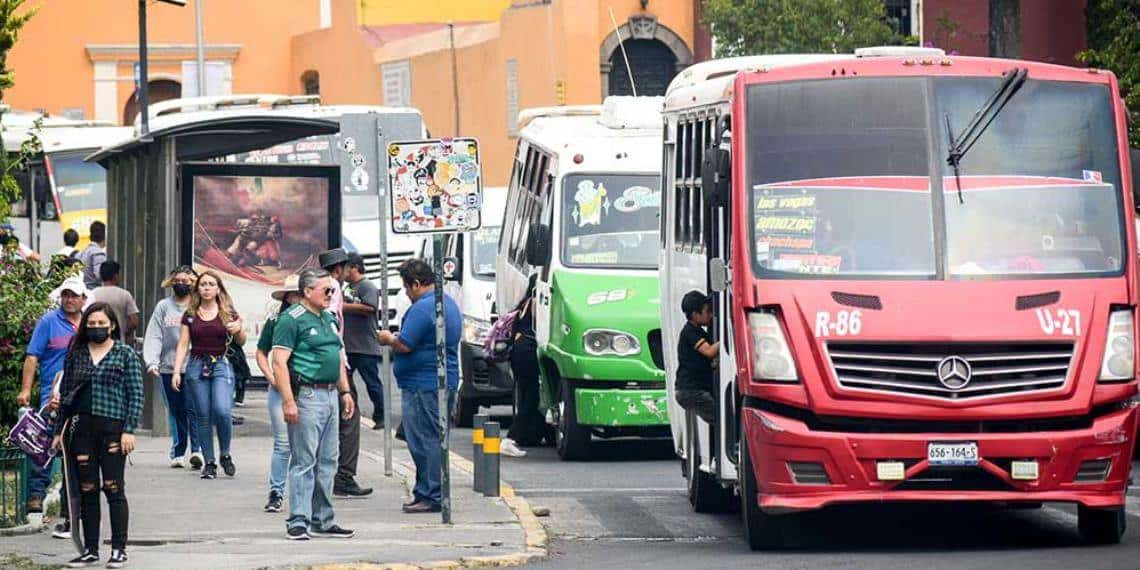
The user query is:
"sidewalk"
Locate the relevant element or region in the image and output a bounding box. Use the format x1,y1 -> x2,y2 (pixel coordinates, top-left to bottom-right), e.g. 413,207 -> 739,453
3,392 -> 541,569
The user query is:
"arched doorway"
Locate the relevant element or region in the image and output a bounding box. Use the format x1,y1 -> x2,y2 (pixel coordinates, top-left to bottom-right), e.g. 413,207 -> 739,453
600,13 -> 692,98
608,39 -> 678,97
122,79 -> 182,125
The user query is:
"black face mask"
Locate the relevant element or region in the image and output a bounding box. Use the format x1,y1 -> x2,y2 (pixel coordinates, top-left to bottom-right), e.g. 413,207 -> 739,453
172,283 -> 192,297
88,327 -> 112,344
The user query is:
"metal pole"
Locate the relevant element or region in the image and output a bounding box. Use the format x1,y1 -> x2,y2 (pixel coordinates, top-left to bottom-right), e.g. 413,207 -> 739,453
433,235 -> 451,524
377,123 -> 393,477
448,22 -> 461,135
194,0 -> 206,97
472,413 -> 487,493
482,421 -> 500,497
138,0 -> 150,135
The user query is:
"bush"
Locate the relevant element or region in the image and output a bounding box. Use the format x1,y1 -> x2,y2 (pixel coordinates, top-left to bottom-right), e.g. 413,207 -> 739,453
0,253 -> 76,430
1079,0 -> 1140,148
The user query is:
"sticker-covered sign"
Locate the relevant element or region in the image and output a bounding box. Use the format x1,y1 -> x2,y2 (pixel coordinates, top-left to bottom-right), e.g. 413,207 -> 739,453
388,138 -> 483,234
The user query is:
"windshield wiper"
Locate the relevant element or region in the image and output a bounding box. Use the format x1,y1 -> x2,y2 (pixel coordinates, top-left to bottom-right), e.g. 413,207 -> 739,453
944,67 -> 1029,204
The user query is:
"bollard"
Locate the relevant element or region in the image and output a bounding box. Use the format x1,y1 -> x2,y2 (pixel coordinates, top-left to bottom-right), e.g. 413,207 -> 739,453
482,421 -> 501,497
472,413 -> 488,493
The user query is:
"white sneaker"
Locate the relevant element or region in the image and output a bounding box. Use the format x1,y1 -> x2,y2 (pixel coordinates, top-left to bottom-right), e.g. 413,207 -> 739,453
499,438 -> 527,458
188,452 -> 204,470
170,456 -> 186,468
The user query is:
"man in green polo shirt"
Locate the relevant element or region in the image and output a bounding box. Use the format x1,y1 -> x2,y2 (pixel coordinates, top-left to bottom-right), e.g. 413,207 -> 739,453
272,268 -> 356,541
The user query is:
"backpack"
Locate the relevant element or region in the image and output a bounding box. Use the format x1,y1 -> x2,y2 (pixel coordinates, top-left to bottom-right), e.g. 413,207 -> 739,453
482,310 -> 519,363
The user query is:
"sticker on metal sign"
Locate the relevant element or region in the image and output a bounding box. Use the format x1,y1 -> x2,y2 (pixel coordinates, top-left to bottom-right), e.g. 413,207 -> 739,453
388,138 -> 483,234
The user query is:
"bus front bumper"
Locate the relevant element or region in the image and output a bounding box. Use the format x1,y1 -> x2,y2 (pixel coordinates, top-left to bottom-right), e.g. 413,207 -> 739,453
574,386 -> 670,427
742,403 -> 1138,513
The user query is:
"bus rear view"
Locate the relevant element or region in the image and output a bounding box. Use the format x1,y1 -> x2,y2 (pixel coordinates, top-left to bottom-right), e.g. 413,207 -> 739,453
662,49 -> 1139,550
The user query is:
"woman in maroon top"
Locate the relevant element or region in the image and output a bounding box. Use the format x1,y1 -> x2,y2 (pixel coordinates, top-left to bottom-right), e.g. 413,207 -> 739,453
172,270 -> 245,479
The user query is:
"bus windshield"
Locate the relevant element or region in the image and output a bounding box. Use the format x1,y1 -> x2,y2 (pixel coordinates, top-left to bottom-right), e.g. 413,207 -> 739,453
561,173 -> 661,269
471,225 -> 500,280
746,76 -> 1124,279
48,152 -> 108,213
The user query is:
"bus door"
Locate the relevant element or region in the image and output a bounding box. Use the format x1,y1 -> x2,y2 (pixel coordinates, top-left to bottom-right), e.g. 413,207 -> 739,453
10,158 -> 53,252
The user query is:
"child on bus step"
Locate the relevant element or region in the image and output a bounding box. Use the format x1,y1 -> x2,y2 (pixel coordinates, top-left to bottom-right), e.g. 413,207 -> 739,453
675,291 -> 719,424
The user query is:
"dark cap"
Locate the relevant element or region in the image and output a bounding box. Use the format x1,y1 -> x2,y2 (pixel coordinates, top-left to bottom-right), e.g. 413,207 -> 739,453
681,290 -> 712,316
318,247 -> 350,269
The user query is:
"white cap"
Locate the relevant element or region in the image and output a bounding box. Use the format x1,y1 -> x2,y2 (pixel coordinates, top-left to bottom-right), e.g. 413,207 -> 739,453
54,276 -> 89,298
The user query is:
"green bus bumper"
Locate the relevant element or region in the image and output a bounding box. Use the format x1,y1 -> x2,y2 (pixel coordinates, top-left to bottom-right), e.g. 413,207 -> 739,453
574,388 -> 670,427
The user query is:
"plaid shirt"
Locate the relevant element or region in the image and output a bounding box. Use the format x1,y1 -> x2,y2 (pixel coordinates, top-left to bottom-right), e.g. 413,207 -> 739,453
55,341 -> 145,433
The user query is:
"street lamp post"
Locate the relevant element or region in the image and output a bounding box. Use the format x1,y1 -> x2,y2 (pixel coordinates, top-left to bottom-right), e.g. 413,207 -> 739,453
138,0 -> 187,135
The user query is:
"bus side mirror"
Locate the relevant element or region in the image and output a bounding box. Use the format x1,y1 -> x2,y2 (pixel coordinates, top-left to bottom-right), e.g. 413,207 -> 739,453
701,148 -> 730,208
442,256 -> 461,282
526,225 -> 552,267
709,258 -> 729,293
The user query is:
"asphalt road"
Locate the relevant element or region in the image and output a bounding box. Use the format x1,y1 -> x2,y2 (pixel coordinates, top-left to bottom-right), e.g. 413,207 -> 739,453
437,403 -> 1140,570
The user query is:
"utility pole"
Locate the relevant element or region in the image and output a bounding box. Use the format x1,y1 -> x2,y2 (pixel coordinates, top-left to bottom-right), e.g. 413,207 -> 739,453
195,0 -> 206,96
138,0 -> 150,135
449,22 -> 461,136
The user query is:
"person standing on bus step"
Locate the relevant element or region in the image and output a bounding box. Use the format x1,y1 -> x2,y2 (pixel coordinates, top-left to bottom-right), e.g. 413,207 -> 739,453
272,268 -> 356,540
91,260 -> 141,343
256,274 -> 302,513
142,266 -> 203,470
77,220 -> 107,290
56,228 -> 80,259
502,274 -> 541,456
19,276 -> 85,535
675,291 -> 719,425
52,302 -> 144,569
172,269 -> 245,480
377,259 -> 461,514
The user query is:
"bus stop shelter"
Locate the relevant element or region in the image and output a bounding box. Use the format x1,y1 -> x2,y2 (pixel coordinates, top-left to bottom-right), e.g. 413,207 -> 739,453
88,115 -> 339,432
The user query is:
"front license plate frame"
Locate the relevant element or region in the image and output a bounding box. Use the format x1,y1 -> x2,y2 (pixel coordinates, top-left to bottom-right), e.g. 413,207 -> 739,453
927,441 -> 979,466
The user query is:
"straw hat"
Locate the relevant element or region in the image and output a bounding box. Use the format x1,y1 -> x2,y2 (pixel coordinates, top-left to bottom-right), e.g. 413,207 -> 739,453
271,274 -> 302,301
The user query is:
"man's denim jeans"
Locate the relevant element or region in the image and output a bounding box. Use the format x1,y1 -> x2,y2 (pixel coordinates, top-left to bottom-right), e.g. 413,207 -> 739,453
401,388 -> 455,506
347,354 -> 384,421
266,385 -> 291,496
185,355 -> 234,464
286,385 -> 340,531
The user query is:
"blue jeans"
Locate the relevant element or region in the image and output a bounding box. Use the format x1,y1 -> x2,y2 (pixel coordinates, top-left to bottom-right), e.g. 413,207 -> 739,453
401,388 -> 455,505
185,355 -> 234,465
160,373 -> 200,459
266,385 -> 291,496
347,354 -> 384,421
286,385 -> 340,531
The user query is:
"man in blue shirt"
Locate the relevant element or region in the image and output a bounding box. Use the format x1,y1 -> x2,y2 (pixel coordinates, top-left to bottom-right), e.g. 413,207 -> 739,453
377,259 -> 460,514
18,276 -> 86,524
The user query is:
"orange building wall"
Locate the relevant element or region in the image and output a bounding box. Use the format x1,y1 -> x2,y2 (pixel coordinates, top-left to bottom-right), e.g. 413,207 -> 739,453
292,0 -> 382,105
7,0 -> 321,122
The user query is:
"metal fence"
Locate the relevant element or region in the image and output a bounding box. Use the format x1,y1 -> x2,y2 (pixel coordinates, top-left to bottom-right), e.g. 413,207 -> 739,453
0,445 -> 29,528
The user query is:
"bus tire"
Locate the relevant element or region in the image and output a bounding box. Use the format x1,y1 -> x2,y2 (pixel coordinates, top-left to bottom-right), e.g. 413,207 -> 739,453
739,417 -> 783,550
1078,505 -> 1126,545
555,380 -> 591,460
452,396 -> 477,428
687,413 -> 732,513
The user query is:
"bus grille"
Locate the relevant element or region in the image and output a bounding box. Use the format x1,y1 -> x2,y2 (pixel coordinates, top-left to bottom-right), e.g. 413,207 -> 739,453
361,250 -> 417,295
827,342 -> 1073,400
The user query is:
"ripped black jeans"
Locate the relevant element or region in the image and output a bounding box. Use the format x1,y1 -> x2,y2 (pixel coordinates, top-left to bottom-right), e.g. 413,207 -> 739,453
71,414 -> 129,552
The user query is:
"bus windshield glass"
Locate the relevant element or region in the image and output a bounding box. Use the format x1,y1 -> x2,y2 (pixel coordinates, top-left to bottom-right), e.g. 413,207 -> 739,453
561,174 -> 661,269
746,76 -> 1124,279
471,225 -> 500,280
48,152 -> 108,213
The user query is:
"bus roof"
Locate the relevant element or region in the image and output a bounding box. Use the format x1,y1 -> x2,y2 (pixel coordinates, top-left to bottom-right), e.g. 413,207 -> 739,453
519,96 -> 663,175
141,94 -> 422,132
664,54 -> 854,111
2,110 -> 132,154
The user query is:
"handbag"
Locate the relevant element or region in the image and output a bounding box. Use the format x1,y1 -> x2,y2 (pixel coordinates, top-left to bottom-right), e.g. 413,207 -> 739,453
7,404 -> 55,468
482,310 -> 519,363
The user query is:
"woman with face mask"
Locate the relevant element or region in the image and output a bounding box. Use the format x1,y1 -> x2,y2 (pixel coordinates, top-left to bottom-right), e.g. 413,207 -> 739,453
254,275 -> 301,513
52,302 -> 144,569
142,266 -> 203,470
172,269 -> 246,480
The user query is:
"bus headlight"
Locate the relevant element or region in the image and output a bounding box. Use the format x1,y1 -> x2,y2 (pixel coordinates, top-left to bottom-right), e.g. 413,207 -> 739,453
748,311 -> 797,382
463,318 -> 492,345
1099,309 -> 1135,382
583,329 -> 641,357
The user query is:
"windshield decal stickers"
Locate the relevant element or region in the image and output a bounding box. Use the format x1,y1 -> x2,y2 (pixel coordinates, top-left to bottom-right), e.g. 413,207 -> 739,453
562,175 -> 662,268
815,310 -> 863,338
613,185 -> 660,213
1036,308 -> 1081,336
775,254 -> 842,274
1082,170 -> 1103,183
572,180 -> 609,227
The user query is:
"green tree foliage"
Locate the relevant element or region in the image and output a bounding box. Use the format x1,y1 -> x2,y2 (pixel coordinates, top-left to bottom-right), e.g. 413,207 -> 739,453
1079,0 -> 1140,148
0,0 -> 35,223
702,0 -> 907,56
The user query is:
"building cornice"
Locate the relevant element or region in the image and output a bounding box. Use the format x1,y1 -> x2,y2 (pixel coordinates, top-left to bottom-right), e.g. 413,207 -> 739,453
86,44 -> 242,62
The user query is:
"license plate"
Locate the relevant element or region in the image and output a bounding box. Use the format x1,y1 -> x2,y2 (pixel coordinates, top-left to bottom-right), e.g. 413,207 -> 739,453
927,442 -> 979,466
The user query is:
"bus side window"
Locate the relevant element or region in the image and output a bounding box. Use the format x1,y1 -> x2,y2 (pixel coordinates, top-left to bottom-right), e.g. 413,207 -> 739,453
10,164 -> 31,217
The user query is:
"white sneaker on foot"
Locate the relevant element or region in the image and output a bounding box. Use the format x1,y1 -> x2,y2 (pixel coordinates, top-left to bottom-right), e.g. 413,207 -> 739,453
170,456 -> 186,468
499,438 -> 527,458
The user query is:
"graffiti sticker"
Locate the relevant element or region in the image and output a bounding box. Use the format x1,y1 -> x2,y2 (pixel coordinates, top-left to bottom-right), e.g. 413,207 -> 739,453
387,138 -> 483,234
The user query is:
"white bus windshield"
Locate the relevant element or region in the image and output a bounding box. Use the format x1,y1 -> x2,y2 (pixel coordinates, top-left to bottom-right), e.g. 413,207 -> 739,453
561,173 -> 661,269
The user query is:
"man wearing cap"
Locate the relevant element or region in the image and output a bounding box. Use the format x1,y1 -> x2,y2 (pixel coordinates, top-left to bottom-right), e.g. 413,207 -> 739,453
318,248 -> 370,498
675,291 -> 720,426
19,276 -> 85,529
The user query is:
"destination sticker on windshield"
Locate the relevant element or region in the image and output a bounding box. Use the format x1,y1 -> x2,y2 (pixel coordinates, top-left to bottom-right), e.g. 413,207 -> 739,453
756,195 -> 816,210
1035,308 -> 1081,336
755,215 -> 816,234
777,254 -> 842,274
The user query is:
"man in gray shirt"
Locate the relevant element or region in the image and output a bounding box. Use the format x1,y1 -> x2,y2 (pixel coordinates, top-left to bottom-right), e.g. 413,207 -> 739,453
91,259 -> 140,343
336,253 -> 382,497
77,220 -> 107,289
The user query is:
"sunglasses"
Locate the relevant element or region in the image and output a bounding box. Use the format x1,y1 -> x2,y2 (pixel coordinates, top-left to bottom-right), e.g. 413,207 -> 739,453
323,287 -> 335,296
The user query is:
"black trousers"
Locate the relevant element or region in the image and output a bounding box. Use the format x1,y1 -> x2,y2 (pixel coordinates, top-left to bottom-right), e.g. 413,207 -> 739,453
336,373 -> 360,484
508,337 -> 544,446
71,414 -> 129,552
676,389 -> 718,425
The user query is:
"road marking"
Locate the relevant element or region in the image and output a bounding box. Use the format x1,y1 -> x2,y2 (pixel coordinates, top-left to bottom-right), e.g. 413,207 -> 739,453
514,487 -> 684,494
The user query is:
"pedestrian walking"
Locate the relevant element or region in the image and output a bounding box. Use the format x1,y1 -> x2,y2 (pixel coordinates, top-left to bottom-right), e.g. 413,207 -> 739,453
271,268 -> 356,540
503,274 -> 542,456
142,266 -> 202,470
76,221 -> 107,290
90,260 -> 141,343
318,248 -> 370,498
52,302 -> 143,569
19,275 -> 85,537
254,274 -> 301,513
56,229 -> 80,259
172,269 -> 245,480
674,291 -> 719,426
376,259 -> 460,514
